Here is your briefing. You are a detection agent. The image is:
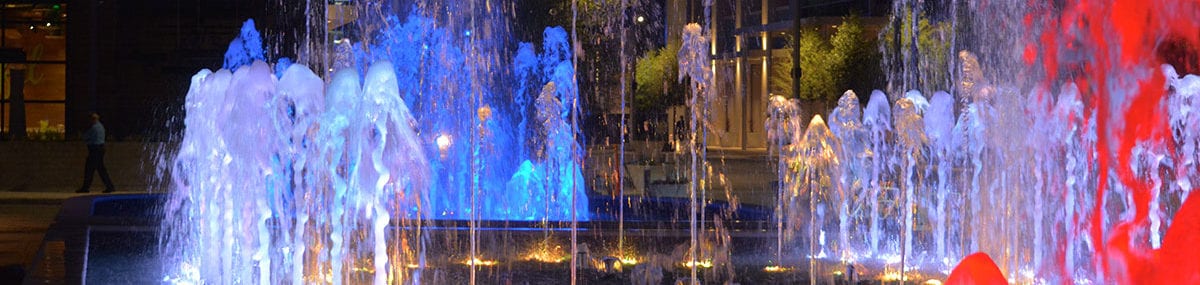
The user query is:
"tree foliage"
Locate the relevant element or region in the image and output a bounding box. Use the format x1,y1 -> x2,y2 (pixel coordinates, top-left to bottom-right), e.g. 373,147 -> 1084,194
634,42 -> 682,112
881,8 -> 955,94
771,16 -> 882,102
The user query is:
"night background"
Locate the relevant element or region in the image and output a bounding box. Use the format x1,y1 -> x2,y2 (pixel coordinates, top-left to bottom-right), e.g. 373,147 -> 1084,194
1,0 -> 1197,284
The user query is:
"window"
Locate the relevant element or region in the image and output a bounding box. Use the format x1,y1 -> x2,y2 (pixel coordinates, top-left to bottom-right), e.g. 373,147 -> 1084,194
0,3 -> 67,138
748,59 -> 764,133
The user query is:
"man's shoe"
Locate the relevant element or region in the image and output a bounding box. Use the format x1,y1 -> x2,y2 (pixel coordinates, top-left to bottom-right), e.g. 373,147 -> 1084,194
102,188 -> 116,193
75,188 -> 89,193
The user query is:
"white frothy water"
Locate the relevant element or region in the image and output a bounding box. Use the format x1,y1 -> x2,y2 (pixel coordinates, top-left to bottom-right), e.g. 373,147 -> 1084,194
160,15 -> 589,282
767,64 -> 1200,283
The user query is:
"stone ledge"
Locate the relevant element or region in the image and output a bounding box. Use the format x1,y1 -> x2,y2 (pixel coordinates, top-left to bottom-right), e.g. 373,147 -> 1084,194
0,142 -> 168,192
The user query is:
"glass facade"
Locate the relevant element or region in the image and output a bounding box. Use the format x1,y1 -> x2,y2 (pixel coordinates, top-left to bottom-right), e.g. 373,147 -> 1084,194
0,3 -> 67,137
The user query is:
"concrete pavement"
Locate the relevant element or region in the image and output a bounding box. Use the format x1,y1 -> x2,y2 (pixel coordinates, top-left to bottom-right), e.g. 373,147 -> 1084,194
0,189 -> 150,283
0,190 -> 104,205
0,201 -> 61,280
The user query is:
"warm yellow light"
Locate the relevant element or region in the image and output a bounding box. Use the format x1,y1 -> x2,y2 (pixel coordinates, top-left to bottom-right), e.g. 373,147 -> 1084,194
405,263 -> 420,269
764,265 -> 789,272
592,258 -> 625,271
620,257 -> 638,265
523,239 -> 568,263
463,258 -> 498,266
879,271 -> 909,282
477,106 -> 492,122
923,279 -> 944,285
682,260 -> 713,268
525,246 -> 567,263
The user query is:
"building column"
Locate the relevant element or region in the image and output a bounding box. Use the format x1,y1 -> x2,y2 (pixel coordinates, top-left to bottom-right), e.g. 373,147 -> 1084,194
736,0 -> 747,150
755,0 -> 770,149
8,71 -> 25,139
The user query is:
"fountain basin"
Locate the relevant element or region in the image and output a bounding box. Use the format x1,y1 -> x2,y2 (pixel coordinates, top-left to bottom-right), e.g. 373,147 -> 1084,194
25,194 -> 951,284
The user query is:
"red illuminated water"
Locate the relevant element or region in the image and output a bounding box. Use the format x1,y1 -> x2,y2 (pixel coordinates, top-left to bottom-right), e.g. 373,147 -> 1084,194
952,0 -> 1200,283
947,252 -> 1007,285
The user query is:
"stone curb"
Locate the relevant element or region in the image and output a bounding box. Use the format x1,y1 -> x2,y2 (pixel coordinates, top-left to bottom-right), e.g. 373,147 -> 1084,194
0,191 -> 151,205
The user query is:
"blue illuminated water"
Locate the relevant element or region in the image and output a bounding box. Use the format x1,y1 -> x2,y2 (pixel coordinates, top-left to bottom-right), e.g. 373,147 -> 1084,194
151,1 -> 1200,284
160,13 -> 588,283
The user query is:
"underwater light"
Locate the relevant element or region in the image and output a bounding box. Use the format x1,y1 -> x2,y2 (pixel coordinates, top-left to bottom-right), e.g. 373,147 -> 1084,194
463,258 -> 498,266
682,260 -> 713,268
763,265 -> 789,272
436,134 -> 452,151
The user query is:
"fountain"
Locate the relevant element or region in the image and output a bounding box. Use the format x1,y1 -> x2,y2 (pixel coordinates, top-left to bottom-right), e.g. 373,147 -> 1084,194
159,11 -> 591,283
137,0 -> 1200,284
759,0 -> 1200,284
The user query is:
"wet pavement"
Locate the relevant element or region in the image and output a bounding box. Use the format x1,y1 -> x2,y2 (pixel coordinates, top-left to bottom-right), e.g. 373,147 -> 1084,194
0,192 -> 121,272
0,203 -> 61,269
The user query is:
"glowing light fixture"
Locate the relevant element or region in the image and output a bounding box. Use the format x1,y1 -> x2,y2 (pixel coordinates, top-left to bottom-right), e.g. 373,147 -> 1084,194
879,271 -> 909,282
763,265 -> 789,272
682,260 -> 713,268
524,245 -> 567,263
463,258 -> 497,266
436,134 -> 452,152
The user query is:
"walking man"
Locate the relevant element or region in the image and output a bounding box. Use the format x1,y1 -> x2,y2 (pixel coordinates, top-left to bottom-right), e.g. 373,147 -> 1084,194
77,112 -> 115,193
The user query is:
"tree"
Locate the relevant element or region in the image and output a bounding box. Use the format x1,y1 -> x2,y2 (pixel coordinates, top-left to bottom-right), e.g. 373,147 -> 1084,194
634,42 -> 682,112
881,8 -> 955,95
834,15 -> 883,99
771,16 -> 882,102
797,28 -> 836,99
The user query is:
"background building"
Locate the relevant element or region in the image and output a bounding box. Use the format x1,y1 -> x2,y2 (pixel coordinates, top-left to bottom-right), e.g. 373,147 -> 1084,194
666,0 -> 890,150
0,0 -> 305,141
0,2 -> 67,140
